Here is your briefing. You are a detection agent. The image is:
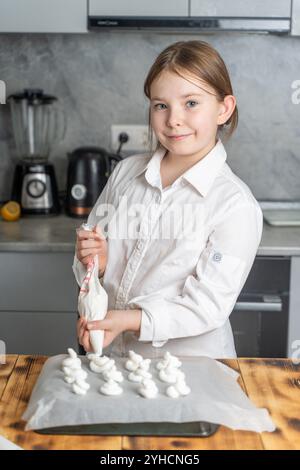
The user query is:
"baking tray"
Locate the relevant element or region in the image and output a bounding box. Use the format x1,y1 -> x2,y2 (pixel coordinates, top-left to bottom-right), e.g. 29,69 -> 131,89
37,421 -> 219,437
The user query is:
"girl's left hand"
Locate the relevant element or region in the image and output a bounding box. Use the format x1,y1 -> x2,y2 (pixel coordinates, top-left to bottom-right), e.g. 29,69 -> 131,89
78,309 -> 142,353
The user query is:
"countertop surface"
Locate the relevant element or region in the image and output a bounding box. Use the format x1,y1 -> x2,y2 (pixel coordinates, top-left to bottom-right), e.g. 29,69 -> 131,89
0,356 -> 299,450
0,214 -> 300,256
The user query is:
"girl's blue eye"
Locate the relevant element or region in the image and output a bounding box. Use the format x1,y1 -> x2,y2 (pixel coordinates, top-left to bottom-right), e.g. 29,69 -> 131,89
186,100 -> 198,108
154,103 -> 167,110
153,101 -> 198,110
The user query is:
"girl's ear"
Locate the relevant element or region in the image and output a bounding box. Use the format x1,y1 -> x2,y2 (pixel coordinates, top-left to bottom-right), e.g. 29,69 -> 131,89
217,95 -> 236,126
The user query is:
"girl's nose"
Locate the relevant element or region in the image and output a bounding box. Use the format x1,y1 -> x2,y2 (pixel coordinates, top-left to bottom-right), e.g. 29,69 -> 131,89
166,109 -> 184,128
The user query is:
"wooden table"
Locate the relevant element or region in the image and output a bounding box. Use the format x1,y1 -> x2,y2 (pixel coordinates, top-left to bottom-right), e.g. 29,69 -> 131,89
0,355 -> 300,450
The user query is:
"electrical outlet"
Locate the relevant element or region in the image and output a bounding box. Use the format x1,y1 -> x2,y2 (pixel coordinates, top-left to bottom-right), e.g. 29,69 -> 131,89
111,124 -> 155,153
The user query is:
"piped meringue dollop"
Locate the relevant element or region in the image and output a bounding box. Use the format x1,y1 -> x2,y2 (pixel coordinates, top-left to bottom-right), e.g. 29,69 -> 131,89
62,349 -> 90,395
128,350 -> 143,364
126,351 -> 152,382
125,350 -> 144,371
138,378 -> 158,399
102,368 -> 124,383
72,383 -> 88,395
166,376 -> 191,398
128,371 -> 144,383
63,367 -> 87,383
100,379 -> 123,396
62,356 -> 81,369
159,367 -> 185,384
88,354 -> 124,394
156,352 -> 182,371
88,355 -> 115,374
125,359 -> 139,372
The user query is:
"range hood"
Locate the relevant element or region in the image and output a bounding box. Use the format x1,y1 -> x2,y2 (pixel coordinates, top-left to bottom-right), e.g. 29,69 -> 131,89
88,0 -> 300,35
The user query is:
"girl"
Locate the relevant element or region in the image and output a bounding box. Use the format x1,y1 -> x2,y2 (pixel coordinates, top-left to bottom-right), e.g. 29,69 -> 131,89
73,40 -> 263,359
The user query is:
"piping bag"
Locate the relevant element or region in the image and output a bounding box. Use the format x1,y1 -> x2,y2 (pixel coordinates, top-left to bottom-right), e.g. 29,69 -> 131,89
77,223 -> 108,356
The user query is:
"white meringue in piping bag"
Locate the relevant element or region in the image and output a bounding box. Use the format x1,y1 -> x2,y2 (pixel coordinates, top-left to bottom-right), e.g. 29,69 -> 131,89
77,223 -> 108,356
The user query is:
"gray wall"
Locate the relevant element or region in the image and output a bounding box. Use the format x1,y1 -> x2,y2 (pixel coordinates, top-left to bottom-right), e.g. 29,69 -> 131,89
0,31 -> 300,201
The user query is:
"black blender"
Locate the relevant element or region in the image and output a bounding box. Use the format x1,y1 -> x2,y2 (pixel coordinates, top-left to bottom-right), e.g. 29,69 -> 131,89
8,89 -> 66,215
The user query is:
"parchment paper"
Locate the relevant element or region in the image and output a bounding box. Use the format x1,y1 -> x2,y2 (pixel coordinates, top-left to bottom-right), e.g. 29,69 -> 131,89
22,354 -> 276,433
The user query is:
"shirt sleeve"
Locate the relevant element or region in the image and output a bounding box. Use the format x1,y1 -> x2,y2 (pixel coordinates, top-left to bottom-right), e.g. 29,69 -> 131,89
72,161 -> 122,287
128,201 -> 263,344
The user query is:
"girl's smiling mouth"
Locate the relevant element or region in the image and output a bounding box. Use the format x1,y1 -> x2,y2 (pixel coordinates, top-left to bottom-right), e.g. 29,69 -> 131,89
167,133 -> 193,141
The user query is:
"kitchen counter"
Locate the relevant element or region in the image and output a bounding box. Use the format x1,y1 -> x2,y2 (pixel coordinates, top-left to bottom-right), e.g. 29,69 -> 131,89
0,356 -> 299,450
0,215 -> 79,253
0,215 -> 300,256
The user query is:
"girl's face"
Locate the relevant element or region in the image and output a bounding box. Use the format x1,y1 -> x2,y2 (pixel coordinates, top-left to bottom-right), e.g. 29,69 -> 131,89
150,70 -> 234,159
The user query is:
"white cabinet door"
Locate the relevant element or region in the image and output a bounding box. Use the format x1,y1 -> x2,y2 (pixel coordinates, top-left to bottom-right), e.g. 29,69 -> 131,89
190,0 -> 291,18
0,252 -> 77,312
0,311 -> 78,355
89,0 -> 188,17
0,0 -> 87,33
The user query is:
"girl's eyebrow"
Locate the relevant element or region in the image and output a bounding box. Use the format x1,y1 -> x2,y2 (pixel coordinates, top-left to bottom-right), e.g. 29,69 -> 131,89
151,93 -> 204,101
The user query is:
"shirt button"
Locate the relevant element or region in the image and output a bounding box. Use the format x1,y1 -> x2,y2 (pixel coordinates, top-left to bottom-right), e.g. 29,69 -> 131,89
213,252 -> 222,262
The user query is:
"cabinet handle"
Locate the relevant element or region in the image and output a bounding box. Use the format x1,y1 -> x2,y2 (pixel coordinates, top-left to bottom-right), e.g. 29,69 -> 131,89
234,296 -> 282,312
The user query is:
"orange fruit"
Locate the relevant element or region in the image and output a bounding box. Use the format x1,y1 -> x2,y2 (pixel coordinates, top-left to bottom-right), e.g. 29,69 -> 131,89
1,201 -> 21,221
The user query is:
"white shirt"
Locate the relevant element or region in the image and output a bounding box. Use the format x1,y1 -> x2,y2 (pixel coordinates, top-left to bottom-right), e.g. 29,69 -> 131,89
73,139 -> 263,359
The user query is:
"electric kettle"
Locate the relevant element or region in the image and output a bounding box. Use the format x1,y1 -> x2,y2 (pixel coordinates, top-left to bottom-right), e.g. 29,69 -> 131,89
65,146 -> 122,218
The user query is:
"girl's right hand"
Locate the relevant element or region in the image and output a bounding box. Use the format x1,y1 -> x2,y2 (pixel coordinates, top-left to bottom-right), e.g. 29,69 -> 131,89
76,225 -> 108,276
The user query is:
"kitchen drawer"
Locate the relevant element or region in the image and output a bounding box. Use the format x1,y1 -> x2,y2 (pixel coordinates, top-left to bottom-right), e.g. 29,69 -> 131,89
0,252 -> 77,312
0,311 -> 78,355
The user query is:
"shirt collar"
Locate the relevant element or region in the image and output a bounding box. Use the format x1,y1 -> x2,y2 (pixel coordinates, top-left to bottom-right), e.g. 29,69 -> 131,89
136,138 -> 227,197
182,139 -> 227,196
133,145 -> 166,187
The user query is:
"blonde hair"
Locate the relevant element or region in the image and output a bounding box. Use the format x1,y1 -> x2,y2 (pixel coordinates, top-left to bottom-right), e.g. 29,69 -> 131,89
144,40 -> 238,153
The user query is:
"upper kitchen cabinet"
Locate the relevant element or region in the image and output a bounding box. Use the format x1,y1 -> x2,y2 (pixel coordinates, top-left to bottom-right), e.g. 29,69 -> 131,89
88,0 -> 298,34
190,0 -> 292,33
190,0 -> 291,17
0,0 -> 88,33
89,0 -> 188,16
